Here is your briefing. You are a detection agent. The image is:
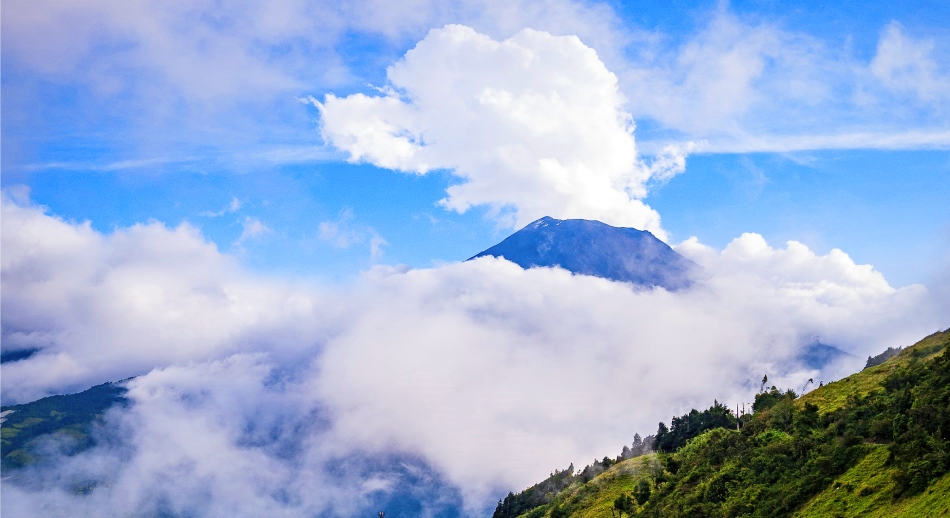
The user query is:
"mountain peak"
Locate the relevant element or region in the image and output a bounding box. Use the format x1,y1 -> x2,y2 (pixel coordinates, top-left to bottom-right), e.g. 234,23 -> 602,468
469,216 -> 697,290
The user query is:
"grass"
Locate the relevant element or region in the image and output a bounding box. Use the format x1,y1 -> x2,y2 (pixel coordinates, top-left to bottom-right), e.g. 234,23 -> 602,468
798,329 -> 950,414
563,457 -> 656,518
796,445 -> 950,518
516,455 -> 658,518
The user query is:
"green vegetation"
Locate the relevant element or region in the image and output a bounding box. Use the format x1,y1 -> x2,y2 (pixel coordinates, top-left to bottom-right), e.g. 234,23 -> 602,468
494,435 -> 656,518
799,329 -> 950,414
499,328 -> 950,517
654,400 -> 737,453
795,445 -> 950,518
1,381 -> 129,471
496,455 -> 662,518
494,465 -> 578,518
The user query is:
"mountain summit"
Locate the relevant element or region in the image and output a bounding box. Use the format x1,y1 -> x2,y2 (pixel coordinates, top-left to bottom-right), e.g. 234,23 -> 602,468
469,216 -> 697,290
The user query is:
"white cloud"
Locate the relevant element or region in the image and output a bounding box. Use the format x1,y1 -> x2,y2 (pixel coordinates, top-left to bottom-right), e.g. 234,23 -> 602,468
0,195 -> 324,403
2,0 -> 627,100
2,1 -> 306,99
871,21 -> 950,103
235,216 -> 272,248
200,197 -> 242,218
618,11 -> 950,153
675,233 -> 931,350
3,197 -> 944,515
1,355 -> 386,518
622,11 -> 803,136
318,25 -> 688,237
318,208 -> 388,260
688,129 -> 950,154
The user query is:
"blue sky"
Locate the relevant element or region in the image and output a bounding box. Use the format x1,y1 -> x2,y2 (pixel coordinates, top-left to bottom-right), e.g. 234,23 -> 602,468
3,0 -> 948,288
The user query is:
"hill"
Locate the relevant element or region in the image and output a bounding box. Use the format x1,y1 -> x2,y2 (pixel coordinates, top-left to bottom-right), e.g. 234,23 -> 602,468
496,328 -> 950,517
1,381 -> 128,471
469,216 -> 698,291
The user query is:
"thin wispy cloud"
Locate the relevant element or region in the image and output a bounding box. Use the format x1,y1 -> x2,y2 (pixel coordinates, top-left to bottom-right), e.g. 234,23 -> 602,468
15,157 -> 201,173
617,9 -> 950,152
318,208 -> 388,260
690,129 -> 950,154
200,197 -> 242,218
234,216 -> 272,250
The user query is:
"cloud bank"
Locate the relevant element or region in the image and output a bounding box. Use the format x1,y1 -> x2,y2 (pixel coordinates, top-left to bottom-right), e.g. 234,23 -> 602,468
2,195 -> 942,515
0,196 -> 327,403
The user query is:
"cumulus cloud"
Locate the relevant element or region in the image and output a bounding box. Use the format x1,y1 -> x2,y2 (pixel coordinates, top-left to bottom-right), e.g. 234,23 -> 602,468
3,196 -> 944,515
317,25 -> 689,237
0,195 -> 325,403
675,234 -> 931,351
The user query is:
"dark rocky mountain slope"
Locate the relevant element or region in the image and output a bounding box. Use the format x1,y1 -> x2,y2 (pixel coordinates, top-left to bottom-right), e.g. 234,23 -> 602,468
470,216 -> 698,291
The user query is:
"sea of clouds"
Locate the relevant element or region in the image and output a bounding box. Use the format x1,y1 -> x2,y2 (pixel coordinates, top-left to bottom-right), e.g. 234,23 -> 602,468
1,190 -> 940,516
2,21 -> 947,518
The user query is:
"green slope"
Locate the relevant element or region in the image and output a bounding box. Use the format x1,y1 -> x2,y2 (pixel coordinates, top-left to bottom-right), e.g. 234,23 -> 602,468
501,328 -> 950,518
798,329 -> 950,414
1,381 -> 129,471
796,445 -> 950,518
542,456 -> 660,518
790,329 -> 950,517
495,455 -> 660,518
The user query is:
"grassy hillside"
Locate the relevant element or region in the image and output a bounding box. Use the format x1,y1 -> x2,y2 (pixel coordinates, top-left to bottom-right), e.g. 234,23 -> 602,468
501,328 -> 950,518
1,381 -> 128,471
798,329 -> 950,414
494,455 -> 660,518
796,446 -> 950,518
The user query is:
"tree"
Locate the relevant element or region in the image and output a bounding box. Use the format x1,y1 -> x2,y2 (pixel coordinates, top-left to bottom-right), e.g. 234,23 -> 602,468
550,504 -> 569,518
612,494 -> 635,517
633,478 -> 651,506
655,402 -> 738,452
